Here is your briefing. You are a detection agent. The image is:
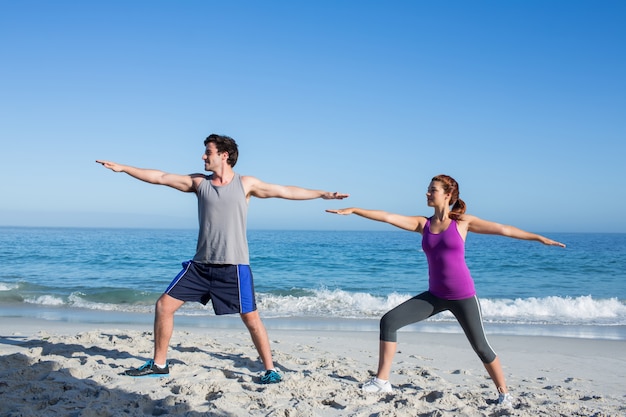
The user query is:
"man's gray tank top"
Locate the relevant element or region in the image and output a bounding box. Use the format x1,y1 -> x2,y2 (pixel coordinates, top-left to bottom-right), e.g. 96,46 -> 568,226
193,173 -> 250,265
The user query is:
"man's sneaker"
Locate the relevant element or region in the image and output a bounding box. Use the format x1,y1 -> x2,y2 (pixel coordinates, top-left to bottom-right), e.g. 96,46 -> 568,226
260,368 -> 282,384
124,360 -> 169,377
498,393 -> 513,407
361,378 -> 393,393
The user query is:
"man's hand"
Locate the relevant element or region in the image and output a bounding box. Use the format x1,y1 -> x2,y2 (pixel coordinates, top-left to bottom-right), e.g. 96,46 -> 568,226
96,160 -> 124,173
322,192 -> 349,200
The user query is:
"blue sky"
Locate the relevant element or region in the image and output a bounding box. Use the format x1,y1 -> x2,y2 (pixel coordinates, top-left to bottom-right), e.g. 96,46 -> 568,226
1,1 -> 625,232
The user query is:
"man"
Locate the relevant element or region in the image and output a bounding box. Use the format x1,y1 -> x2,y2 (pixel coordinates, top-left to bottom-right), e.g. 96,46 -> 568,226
96,133 -> 348,383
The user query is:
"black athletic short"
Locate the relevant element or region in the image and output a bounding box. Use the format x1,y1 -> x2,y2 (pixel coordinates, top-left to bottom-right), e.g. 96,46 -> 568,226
165,260 -> 256,315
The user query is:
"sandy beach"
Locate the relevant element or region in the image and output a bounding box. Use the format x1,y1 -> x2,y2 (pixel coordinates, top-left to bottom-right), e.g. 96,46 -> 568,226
1,316 -> 624,417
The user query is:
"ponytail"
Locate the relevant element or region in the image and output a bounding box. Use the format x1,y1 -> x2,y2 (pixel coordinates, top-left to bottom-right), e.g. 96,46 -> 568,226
449,198 -> 466,220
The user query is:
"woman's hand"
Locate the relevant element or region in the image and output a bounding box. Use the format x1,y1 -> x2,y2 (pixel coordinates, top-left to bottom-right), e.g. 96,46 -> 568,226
325,208 -> 355,215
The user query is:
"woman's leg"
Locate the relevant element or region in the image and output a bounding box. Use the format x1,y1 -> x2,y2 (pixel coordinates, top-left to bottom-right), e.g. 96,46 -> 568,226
450,296 -> 507,393
484,356 -> 508,394
376,292 -> 440,380
375,340 -> 397,380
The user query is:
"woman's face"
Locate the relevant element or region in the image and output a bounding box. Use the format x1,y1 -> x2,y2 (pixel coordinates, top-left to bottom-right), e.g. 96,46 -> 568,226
426,181 -> 450,207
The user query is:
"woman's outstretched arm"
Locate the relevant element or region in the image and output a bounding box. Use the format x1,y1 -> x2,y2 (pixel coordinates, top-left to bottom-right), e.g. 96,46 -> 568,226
326,208 -> 426,232
463,214 -> 566,247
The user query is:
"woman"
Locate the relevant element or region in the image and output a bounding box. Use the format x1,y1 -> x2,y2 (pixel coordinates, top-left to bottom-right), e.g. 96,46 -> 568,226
326,174 -> 565,406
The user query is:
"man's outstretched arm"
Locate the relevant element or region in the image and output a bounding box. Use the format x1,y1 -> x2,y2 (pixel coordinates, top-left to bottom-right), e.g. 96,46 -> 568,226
242,175 -> 349,200
96,160 -> 196,192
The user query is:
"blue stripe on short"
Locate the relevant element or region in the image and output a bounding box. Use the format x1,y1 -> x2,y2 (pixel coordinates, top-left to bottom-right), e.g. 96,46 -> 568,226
237,265 -> 255,314
164,260 -> 193,294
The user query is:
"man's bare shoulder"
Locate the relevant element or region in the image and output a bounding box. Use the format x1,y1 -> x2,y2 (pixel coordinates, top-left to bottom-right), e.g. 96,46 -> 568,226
240,174 -> 264,188
190,173 -> 208,187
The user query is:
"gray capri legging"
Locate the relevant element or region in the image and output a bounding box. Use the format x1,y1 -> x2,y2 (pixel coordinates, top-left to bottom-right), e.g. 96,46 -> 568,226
380,291 -> 497,364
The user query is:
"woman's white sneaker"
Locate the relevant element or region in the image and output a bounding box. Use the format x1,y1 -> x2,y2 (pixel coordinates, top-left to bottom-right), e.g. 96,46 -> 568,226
361,378 -> 393,393
498,393 -> 513,407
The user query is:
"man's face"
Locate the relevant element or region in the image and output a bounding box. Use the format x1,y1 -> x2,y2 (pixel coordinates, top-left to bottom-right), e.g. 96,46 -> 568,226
202,142 -> 226,172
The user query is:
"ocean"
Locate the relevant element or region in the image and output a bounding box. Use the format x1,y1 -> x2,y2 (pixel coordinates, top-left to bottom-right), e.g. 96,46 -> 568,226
1,227 -> 625,340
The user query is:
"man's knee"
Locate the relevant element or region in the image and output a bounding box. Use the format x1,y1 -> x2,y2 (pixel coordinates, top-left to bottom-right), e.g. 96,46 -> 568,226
240,310 -> 261,328
156,294 -> 183,315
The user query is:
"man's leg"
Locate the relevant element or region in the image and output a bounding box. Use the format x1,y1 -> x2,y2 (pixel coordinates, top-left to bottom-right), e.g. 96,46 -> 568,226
240,310 -> 274,370
153,293 -> 185,365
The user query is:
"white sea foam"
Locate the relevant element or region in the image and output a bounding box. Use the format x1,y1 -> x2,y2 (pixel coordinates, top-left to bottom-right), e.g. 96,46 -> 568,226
480,295 -> 626,325
14,286 -> 626,327
66,292 -> 155,313
0,282 -> 19,291
24,295 -> 65,306
254,290 -> 626,325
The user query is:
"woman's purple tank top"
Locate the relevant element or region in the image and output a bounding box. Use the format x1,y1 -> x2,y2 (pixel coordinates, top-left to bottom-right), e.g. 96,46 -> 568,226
421,219 -> 476,300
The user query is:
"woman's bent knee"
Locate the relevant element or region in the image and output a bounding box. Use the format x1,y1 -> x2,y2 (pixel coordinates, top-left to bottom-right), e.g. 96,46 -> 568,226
379,314 -> 398,343
477,348 -> 497,364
